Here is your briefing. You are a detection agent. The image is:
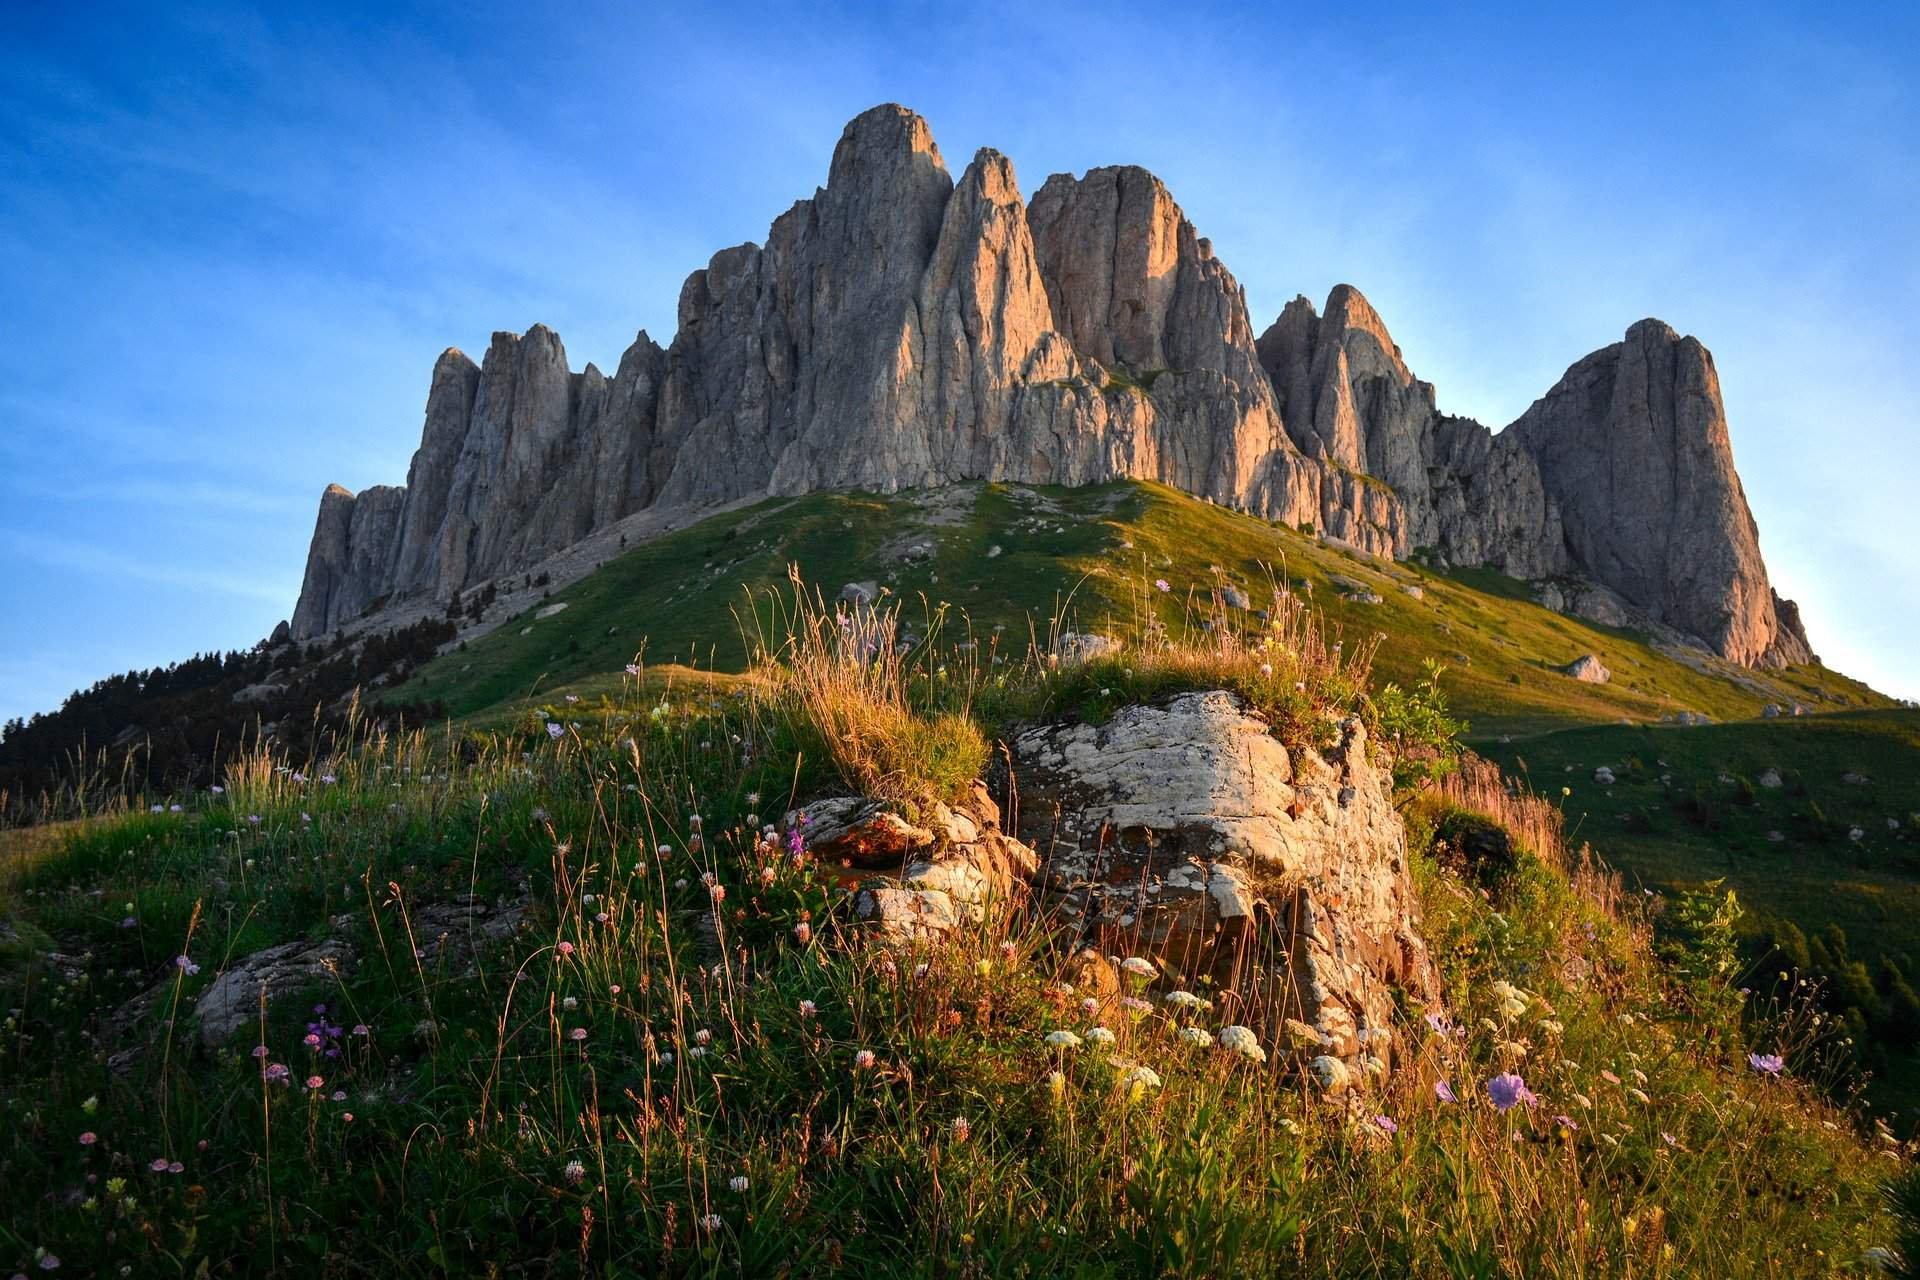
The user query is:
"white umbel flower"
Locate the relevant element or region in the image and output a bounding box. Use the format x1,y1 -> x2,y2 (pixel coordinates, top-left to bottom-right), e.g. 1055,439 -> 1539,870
1218,1025 -> 1267,1063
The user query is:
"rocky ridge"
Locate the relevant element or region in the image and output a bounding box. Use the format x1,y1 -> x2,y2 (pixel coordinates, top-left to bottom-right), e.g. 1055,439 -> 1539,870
292,104 -> 1812,671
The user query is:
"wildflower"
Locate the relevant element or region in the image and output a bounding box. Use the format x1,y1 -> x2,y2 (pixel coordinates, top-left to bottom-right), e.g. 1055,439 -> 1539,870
1153,578 -> 1170,592
1309,1055 -> 1350,1092
263,1063 -> 289,1084
1628,1087 -> 1652,1104
1538,1019 -> 1565,1038
1748,1051 -> 1785,1077
81,1095 -> 98,1115
1119,996 -> 1152,1017
1163,990 -> 1207,1011
1119,956 -> 1157,980
546,723 -> 564,740
974,958 -> 991,977
1485,1072 -> 1536,1113
1178,1026 -> 1214,1048
1258,663 -> 1273,677
1490,979 -> 1528,1018
1553,1114 -> 1580,1134
700,1213 -> 722,1231
853,1049 -> 876,1072
150,1157 -> 170,1172
556,940 -> 574,957
709,883 -> 726,903
1572,1092 -> 1593,1110
1219,1025 -> 1267,1063
79,1132 -> 97,1146
1599,1069 -> 1621,1085
304,1032 -> 322,1048
36,1253 -> 60,1271
175,955 -> 200,977
729,1175 -> 749,1193
624,664 -> 641,676
351,1024 -> 369,1037
1423,1011 -> 1456,1037
949,1116 -> 971,1142
1045,1070 -> 1066,1102
563,1160 -> 586,1186
306,1075 -> 324,1090
1085,1027 -> 1116,1048
1080,996 -> 1099,1016
1373,1115 -> 1399,1135
569,1028 -> 587,1042
799,999 -> 817,1018
1435,1079 -> 1457,1104
1045,1029 -> 1083,1051
1122,1065 -> 1163,1104
562,996 -> 578,1011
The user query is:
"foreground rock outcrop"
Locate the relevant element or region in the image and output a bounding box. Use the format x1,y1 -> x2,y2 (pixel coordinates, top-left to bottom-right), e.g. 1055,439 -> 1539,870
292,104 -> 1811,671
1011,691 -> 1436,1074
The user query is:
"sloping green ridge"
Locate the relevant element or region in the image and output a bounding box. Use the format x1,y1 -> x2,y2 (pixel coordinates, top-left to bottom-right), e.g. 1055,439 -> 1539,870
396,481 -> 1886,735
1486,710 -> 1920,963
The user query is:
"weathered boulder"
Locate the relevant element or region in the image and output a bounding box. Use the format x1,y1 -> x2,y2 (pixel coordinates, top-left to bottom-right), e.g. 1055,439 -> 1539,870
842,782 -> 1039,943
193,937 -> 355,1047
1565,655 -> 1611,684
1009,690 -> 1435,1071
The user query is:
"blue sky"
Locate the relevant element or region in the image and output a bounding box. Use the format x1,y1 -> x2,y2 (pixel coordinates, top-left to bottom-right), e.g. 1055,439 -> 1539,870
2,0 -> 1915,723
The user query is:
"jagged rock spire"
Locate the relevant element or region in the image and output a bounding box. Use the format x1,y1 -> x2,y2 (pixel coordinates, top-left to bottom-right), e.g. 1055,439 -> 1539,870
289,105 -> 1811,672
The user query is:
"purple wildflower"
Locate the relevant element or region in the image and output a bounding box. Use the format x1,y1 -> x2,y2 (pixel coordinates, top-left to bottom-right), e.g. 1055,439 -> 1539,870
1372,1115 -> 1398,1135
1434,1079 -> 1457,1104
175,955 -> 200,977
1748,1052 -> 1784,1077
1553,1114 -> 1579,1131
1485,1072 -> 1537,1113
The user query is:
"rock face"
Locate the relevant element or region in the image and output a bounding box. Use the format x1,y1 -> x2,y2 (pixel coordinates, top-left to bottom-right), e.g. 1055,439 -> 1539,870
1010,691 -> 1436,1072
291,103 -> 1812,671
1509,320 -> 1812,668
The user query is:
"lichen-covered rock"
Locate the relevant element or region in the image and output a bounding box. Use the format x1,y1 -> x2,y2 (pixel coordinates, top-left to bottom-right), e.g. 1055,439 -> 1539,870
1010,690 -> 1436,1071
193,937 -> 355,1047
839,782 -> 1039,944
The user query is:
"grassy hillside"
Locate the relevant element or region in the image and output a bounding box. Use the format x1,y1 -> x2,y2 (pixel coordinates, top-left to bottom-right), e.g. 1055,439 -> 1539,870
1487,710 -> 1920,1107
394,481 -> 1887,737
0,602 -> 1907,1276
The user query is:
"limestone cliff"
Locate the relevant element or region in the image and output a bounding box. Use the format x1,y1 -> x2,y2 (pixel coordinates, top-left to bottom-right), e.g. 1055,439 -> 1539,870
291,104 -> 1810,672
1508,320 -> 1813,668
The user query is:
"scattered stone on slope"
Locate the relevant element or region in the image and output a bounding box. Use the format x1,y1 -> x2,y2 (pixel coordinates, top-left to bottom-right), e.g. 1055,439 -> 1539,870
193,937 -> 356,1047
1564,654 -> 1611,684
1009,690 -> 1436,1073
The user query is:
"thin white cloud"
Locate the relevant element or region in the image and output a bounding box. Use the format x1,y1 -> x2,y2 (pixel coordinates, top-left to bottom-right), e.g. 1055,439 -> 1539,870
1,531 -> 291,606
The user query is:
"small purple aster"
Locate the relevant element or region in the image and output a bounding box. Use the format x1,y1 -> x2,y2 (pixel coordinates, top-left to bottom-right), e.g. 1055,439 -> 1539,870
1748,1051 -> 1784,1077
1434,1079 -> 1457,1104
1372,1114 -> 1398,1135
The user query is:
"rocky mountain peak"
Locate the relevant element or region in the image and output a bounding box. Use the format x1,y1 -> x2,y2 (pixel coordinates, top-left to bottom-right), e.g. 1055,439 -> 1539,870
1510,317 -> 1812,668
287,104 -> 1813,674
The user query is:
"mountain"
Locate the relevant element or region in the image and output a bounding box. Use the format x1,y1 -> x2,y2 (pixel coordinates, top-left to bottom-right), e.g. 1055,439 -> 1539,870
289,104 -> 1812,672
